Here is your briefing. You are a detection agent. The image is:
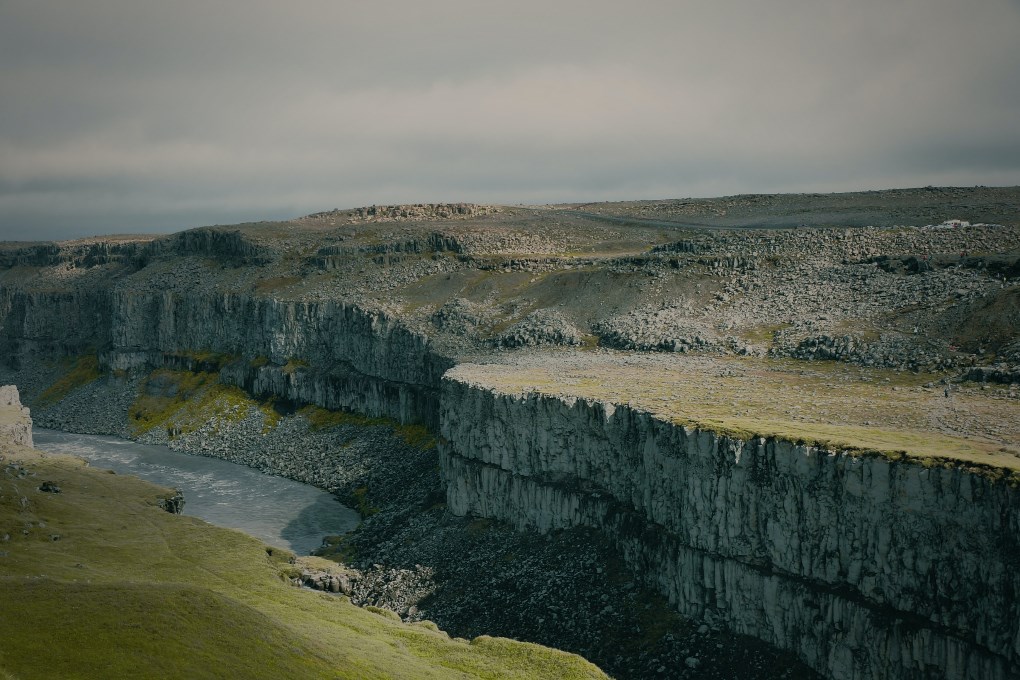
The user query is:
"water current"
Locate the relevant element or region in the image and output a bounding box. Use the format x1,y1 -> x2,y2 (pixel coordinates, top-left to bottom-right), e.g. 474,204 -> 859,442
32,428 -> 360,555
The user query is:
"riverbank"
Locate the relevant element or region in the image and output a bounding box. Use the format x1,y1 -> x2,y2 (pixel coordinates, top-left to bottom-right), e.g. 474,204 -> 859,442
0,387 -> 608,680
3,366 -> 821,680
32,428 -> 361,556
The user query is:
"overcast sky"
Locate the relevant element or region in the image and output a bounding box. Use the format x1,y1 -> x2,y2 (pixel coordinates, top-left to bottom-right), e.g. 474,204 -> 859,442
2,1 -> 1019,240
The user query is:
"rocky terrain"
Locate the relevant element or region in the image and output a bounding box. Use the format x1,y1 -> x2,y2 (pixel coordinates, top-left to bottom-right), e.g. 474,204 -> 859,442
1,186 -> 1018,679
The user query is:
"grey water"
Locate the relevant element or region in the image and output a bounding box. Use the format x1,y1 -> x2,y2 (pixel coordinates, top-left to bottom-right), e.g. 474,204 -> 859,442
32,428 -> 360,555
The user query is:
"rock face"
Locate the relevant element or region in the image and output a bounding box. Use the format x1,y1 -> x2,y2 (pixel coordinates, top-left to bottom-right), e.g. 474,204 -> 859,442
0,288 -> 452,427
438,376 -> 1020,680
0,385 -> 33,448
157,490 -> 186,514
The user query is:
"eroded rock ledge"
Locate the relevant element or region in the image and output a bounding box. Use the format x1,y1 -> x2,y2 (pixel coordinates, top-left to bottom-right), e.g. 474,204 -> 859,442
0,385 -> 33,449
438,374 -> 1020,680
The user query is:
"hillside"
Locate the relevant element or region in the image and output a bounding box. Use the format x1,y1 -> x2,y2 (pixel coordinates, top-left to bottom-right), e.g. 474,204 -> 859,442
0,391 -> 605,680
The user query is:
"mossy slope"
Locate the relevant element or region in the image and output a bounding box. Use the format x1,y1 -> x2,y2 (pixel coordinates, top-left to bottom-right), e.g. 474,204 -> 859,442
0,444 -> 606,680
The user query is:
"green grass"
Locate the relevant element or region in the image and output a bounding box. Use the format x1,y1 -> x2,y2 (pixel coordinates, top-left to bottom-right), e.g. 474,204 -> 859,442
37,355 -> 101,406
396,423 -> 438,450
255,275 -> 302,294
450,354 -> 1020,473
130,373 -> 437,447
739,323 -> 791,347
129,369 -> 279,437
314,535 -> 360,564
300,406 -> 438,451
0,441 -> 607,680
300,404 -> 390,431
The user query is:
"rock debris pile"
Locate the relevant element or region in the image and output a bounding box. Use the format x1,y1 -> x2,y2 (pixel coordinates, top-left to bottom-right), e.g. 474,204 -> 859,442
302,203 -> 500,224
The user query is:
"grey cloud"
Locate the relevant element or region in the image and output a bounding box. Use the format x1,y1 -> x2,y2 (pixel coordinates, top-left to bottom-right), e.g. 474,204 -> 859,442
1,0 -> 1019,240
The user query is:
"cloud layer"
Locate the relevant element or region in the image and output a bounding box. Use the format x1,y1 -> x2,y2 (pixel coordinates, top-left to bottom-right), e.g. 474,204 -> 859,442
2,0 -> 1019,239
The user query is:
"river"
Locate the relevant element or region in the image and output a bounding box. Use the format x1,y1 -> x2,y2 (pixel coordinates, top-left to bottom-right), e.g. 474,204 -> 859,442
32,428 -> 361,555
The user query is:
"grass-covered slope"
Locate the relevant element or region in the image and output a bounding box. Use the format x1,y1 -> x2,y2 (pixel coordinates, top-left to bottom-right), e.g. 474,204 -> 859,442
449,352 -> 1020,472
0,441 -> 606,680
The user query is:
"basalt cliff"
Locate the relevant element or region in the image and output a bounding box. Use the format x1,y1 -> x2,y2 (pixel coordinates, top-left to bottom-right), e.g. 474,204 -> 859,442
0,385 -> 32,448
440,371 -> 1019,680
2,189 -> 1019,680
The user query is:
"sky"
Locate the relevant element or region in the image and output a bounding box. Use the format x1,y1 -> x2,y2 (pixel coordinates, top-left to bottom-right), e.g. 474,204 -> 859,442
2,1 -> 1019,241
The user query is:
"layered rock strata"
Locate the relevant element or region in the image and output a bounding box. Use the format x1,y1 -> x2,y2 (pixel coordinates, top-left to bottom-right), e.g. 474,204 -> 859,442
438,374 -> 1020,680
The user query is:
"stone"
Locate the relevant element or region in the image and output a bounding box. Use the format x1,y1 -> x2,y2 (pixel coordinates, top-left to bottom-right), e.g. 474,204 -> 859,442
157,491 -> 185,514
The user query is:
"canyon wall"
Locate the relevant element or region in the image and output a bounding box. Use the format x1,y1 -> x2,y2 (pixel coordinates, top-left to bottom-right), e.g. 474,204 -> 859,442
3,270 -> 1018,679
0,385 -> 33,448
0,286 -> 451,426
438,375 -> 1020,680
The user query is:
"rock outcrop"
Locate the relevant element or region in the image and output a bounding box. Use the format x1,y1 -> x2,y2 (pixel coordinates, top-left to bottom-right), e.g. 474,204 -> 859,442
0,287 -> 452,426
157,490 -> 186,514
0,385 -> 33,448
438,374 -> 1020,680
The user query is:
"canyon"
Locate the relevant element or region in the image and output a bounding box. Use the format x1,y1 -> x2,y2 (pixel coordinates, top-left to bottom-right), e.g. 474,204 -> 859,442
0,387 -> 606,680
2,188 -> 1019,679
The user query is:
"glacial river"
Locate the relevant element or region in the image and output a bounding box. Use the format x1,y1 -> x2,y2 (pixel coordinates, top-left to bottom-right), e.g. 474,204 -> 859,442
33,428 -> 360,555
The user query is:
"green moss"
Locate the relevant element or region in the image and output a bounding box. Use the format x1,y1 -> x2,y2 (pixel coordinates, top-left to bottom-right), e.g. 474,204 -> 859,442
467,518 -> 493,535
351,486 -> 380,517
250,355 -> 270,368
37,354 -> 101,406
396,423 -> 438,450
739,322 -> 791,346
300,405 -> 437,451
129,369 -> 280,437
259,397 -> 282,433
300,404 -> 389,431
129,370 -> 214,435
282,357 -> 310,375
314,534 -> 360,563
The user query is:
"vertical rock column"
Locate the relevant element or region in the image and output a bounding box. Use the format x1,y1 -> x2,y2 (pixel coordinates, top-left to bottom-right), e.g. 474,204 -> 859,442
0,385 -> 33,448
